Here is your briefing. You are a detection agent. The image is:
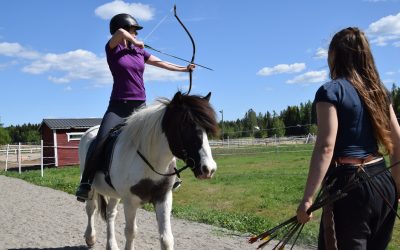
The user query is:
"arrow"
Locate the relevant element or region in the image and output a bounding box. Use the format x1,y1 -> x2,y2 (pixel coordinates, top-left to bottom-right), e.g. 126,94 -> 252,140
144,44 -> 213,71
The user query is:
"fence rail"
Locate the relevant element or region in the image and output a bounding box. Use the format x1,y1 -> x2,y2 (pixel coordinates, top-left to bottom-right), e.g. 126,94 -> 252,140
0,135 -> 316,177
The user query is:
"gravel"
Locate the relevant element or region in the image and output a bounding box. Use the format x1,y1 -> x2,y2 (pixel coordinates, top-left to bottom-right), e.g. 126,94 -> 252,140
0,175 -> 312,250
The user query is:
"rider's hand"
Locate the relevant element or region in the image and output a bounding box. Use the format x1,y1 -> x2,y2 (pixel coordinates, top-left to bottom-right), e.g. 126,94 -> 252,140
187,63 -> 195,72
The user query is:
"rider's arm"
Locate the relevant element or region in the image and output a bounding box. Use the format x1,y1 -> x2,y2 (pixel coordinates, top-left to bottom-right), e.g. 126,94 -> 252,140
108,28 -> 144,50
146,55 -> 194,72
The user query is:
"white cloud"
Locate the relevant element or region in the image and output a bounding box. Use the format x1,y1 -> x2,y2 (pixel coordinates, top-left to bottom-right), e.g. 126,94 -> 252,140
393,41 -> 400,47
382,79 -> 396,84
64,86 -> 73,91
95,1 -> 154,21
0,42 -> 40,59
367,12 -> 400,46
0,60 -> 18,70
48,76 -> 71,83
286,70 -> 328,84
314,47 -> 328,59
0,40 -> 187,85
22,49 -> 112,84
257,63 -> 306,76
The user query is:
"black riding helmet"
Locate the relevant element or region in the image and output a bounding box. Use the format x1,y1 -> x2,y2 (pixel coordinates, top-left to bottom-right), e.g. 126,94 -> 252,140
109,13 -> 143,35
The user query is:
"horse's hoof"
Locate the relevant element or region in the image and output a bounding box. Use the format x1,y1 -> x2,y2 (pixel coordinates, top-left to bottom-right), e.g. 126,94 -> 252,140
85,236 -> 96,248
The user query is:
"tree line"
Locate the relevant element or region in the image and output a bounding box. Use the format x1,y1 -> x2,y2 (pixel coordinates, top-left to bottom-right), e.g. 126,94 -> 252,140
219,100 -> 316,139
1,83 -> 399,144
219,83 -> 400,139
0,121 -> 41,145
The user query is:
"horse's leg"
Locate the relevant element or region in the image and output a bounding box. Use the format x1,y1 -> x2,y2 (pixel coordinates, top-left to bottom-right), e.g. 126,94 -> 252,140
106,198 -> 121,250
84,192 -> 98,247
155,191 -> 174,250
123,200 -> 139,250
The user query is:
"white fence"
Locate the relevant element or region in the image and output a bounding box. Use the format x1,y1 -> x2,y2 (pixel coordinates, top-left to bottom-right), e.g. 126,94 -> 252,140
209,134 -> 315,148
0,141 -> 48,176
0,135 -> 316,177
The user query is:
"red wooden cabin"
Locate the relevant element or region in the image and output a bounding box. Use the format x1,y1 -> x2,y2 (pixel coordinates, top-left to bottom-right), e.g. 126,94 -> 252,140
39,118 -> 101,167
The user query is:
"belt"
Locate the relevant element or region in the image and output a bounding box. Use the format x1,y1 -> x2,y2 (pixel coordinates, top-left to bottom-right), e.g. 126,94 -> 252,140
334,154 -> 383,166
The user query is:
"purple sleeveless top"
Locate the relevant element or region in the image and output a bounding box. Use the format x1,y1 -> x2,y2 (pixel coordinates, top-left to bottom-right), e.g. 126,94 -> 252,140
106,42 -> 151,101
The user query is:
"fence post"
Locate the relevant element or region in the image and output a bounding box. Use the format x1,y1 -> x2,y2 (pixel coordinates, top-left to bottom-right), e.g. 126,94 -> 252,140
18,142 -> 21,174
274,134 -> 279,154
40,140 -> 44,177
5,144 -> 10,171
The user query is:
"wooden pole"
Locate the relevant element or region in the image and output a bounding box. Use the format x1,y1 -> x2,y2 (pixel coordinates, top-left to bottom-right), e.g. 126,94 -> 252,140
5,144 -> 9,171
40,140 -> 44,177
18,143 -> 21,174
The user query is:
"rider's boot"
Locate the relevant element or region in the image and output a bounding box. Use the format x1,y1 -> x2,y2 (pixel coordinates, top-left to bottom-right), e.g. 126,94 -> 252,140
75,182 -> 92,202
76,147 -> 97,202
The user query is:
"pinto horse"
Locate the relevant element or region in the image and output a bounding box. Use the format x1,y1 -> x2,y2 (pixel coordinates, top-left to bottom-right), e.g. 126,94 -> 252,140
78,91 -> 219,250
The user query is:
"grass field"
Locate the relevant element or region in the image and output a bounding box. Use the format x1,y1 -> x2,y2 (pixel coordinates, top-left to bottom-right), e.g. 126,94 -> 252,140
1,144 -> 399,249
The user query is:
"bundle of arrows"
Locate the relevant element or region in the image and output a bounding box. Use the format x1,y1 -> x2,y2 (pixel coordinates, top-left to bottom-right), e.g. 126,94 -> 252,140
248,160 -> 400,249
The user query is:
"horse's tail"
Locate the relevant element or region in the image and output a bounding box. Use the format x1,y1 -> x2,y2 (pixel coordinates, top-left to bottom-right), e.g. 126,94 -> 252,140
96,193 -> 108,221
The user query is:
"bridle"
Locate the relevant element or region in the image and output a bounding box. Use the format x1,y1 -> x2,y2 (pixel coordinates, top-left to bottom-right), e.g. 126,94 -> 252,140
137,150 -> 195,178
137,113 -> 199,178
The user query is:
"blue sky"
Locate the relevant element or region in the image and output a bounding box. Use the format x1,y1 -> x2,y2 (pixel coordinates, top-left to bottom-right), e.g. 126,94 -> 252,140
0,0 -> 399,126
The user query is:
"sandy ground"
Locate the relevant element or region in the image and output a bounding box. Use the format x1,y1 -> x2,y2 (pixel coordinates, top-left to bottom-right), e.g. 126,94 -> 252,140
0,175 -> 312,250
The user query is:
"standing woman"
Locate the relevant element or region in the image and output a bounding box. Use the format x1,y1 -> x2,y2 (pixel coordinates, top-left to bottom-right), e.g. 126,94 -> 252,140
75,13 -> 195,201
296,27 -> 400,249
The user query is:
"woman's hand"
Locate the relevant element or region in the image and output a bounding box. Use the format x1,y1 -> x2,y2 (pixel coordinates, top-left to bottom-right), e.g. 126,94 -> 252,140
296,199 -> 313,224
186,63 -> 195,72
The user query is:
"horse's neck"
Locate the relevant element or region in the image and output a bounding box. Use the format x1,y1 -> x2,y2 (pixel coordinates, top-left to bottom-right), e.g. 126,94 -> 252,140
117,105 -> 174,172
139,133 -> 174,169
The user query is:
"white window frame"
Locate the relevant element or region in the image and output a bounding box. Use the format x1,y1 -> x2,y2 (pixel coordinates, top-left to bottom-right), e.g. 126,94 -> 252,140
67,132 -> 84,142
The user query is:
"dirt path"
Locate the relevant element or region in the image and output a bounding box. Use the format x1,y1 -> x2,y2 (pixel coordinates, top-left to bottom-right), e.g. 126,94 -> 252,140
0,175 -> 312,250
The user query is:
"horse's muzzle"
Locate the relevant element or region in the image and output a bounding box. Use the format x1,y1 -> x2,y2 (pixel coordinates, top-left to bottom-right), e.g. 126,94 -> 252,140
195,164 -> 216,179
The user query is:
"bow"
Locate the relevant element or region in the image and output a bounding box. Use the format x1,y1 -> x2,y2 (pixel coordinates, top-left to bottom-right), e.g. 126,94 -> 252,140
143,5 -> 212,93
173,4 -> 195,95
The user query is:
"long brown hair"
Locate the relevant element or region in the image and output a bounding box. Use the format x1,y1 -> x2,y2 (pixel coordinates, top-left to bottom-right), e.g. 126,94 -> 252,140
328,27 -> 392,154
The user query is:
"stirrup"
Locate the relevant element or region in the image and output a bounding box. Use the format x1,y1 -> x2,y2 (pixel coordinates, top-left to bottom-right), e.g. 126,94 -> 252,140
172,178 -> 182,191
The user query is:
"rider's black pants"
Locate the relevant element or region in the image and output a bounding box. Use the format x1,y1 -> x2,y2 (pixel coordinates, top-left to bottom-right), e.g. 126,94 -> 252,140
318,159 -> 398,250
80,100 -> 145,184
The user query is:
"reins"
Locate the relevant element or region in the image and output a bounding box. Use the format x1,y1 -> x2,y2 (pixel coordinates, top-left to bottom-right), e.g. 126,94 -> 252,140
136,150 -> 194,178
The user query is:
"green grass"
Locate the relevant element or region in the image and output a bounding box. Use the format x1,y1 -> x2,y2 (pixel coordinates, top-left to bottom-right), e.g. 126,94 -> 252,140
1,144 -> 399,249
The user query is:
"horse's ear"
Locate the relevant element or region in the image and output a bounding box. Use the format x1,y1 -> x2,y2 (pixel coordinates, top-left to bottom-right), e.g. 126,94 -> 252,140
171,91 -> 182,105
171,91 -> 183,105
203,92 -> 211,102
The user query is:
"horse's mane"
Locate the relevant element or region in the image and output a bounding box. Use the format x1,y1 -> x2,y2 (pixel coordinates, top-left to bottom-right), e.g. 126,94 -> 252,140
168,94 -> 219,136
119,99 -> 168,152
119,93 -> 219,152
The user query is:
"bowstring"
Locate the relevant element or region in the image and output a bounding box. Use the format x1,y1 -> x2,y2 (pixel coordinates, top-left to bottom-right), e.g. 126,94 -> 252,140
142,7 -> 174,42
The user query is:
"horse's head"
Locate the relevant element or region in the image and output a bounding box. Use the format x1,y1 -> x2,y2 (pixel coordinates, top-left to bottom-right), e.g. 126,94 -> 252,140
162,91 -> 219,179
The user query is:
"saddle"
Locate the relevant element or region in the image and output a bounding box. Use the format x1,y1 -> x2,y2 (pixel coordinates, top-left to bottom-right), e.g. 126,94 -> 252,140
88,124 -> 125,189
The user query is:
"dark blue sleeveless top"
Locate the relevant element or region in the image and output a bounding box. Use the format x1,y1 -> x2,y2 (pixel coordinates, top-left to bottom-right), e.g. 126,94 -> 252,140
314,78 -> 378,158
